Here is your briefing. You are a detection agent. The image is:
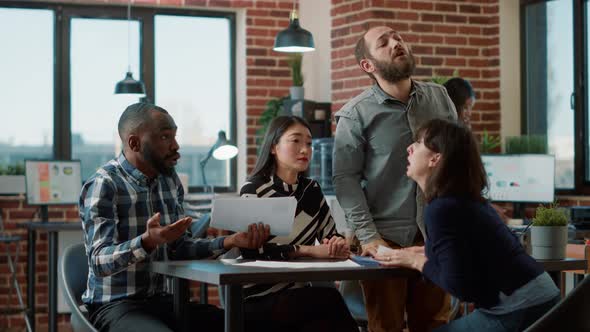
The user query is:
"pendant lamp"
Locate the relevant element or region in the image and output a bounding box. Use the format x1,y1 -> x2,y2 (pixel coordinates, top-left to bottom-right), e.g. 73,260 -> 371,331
115,0 -> 145,95
273,1 -> 315,53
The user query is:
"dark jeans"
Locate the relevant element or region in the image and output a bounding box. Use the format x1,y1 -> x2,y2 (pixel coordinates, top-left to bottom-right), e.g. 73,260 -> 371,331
433,296 -> 560,332
88,294 -> 224,332
244,286 -> 359,332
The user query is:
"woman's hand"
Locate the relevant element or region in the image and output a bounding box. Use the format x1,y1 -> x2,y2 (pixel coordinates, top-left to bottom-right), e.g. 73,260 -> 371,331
374,249 -> 427,272
322,236 -> 350,258
296,237 -> 351,259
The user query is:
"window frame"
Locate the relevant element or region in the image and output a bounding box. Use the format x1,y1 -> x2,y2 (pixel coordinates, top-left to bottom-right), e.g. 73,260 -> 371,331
520,0 -> 588,195
0,1 -> 237,192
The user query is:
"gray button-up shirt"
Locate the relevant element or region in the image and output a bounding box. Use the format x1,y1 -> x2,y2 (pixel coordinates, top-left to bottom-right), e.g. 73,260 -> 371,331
333,80 -> 457,247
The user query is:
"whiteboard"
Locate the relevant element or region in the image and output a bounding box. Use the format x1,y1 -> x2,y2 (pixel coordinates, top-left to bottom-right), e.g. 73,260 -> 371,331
25,160 -> 82,206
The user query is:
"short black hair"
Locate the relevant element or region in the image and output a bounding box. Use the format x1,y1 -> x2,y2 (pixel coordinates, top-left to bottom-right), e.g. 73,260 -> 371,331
118,102 -> 168,142
443,78 -> 475,119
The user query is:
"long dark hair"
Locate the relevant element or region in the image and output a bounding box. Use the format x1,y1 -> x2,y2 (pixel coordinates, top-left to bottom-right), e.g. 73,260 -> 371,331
248,115 -> 312,181
416,119 -> 488,203
443,77 -> 474,120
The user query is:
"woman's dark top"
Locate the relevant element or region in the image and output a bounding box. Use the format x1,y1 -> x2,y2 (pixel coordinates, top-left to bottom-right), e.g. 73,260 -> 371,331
422,196 -> 544,308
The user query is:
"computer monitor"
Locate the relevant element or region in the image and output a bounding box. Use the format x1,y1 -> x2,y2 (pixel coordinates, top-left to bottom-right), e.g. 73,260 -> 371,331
481,154 -> 555,203
25,160 -> 82,206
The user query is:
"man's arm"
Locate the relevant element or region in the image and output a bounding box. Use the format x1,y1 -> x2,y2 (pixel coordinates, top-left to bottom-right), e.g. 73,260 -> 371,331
332,113 -> 381,245
167,185 -> 228,260
81,176 -> 149,277
168,181 -> 271,259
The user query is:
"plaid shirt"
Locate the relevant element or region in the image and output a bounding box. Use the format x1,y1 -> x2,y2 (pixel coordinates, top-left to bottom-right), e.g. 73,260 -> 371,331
79,153 -> 225,305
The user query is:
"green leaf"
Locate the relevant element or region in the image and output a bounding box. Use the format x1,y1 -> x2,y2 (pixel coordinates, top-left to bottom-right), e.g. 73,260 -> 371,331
0,162 -> 25,175
480,130 -> 501,153
532,202 -> 568,226
287,53 -> 304,86
256,96 -> 289,146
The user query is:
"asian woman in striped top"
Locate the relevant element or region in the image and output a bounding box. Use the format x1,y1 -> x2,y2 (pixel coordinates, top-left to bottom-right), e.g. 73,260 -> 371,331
239,115 -> 358,332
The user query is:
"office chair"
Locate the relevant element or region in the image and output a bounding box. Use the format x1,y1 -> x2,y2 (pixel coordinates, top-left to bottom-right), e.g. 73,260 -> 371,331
59,243 -> 98,332
523,275 -> 590,332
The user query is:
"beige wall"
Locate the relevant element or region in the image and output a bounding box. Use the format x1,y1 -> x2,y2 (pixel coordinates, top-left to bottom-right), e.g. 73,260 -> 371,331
300,0 -> 331,103
499,0 -> 522,147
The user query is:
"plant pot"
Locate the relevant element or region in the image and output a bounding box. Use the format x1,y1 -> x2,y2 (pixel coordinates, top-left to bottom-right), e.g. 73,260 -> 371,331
0,175 -> 26,194
289,86 -> 304,100
530,226 -> 568,260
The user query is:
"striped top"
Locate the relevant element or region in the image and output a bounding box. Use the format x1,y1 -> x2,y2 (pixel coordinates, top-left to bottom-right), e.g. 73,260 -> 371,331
240,174 -> 341,299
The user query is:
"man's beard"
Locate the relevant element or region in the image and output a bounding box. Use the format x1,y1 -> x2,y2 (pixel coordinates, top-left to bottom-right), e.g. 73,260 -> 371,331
373,51 -> 416,83
142,143 -> 175,176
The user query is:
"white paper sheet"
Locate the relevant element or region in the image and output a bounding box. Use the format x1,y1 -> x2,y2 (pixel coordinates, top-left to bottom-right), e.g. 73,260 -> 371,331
221,259 -> 361,269
211,197 -> 297,236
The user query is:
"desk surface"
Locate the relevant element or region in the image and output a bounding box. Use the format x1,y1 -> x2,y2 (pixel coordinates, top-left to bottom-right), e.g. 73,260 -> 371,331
151,259 -> 418,286
16,221 -> 81,231
537,258 -> 587,271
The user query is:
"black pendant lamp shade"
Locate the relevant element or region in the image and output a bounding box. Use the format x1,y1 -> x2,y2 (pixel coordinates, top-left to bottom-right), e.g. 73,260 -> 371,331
273,10 -> 315,53
114,0 -> 146,95
115,71 -> 146,94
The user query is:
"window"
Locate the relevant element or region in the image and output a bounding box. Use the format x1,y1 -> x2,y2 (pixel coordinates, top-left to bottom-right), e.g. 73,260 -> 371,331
154,15 -> 233,188
521,0 -> 586,193
70,18 -> 141,180
0,3 -> 236,191
0,8 -> 54,165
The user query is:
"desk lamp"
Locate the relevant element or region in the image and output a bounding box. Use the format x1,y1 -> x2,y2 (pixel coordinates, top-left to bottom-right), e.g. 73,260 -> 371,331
200,130 -> 238,187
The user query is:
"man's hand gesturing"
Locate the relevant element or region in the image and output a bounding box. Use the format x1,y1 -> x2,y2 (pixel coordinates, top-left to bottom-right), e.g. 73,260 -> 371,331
141,213 -> 192,252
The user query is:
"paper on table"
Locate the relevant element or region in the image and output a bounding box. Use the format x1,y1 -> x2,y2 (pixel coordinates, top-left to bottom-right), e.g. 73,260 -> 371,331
222,259 -> 361,269
211,197 -> 297,236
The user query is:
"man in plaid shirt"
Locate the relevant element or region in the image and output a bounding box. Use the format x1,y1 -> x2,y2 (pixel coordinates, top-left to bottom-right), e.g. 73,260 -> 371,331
80,102 -> 270,331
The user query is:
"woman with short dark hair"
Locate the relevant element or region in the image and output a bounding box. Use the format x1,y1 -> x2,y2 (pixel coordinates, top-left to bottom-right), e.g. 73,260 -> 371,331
240,115 -> 358,332
375,119 -> 559,332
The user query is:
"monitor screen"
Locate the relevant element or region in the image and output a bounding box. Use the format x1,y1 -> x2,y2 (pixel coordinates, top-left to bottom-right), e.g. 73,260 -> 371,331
25,160 -> 82,205
481,154 -> 555,203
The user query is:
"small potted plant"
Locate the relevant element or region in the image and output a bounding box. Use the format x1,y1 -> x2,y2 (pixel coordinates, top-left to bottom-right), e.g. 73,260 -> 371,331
480,130 -> 502,154
256,96 -> 289,146
530,203 -> 569,260
0,162 -> 26,194
287,53 -> 304,100
505,135 -> 548,154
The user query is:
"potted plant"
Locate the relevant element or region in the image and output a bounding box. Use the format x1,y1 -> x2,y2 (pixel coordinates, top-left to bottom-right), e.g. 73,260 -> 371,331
287,53 -> 304,100
480,130 -> 502,154
505,135 -> 548,154
0,162 -> 26,194
530,203 -> 569,260
256,96 -> 289,146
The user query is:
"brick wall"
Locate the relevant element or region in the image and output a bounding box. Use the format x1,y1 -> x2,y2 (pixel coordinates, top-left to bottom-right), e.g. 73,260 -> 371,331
0,0 -> 294,329
0,197 -> 79,330
330,0 -> 501,138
